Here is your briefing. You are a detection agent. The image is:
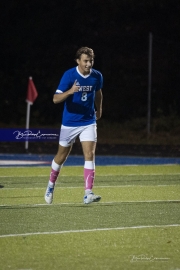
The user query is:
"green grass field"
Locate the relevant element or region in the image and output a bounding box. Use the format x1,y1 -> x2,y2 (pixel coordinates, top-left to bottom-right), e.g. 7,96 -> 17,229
0,165 -> 180,270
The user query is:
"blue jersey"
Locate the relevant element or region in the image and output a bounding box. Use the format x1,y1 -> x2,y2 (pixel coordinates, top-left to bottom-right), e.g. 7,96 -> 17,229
56,67 -> 103,127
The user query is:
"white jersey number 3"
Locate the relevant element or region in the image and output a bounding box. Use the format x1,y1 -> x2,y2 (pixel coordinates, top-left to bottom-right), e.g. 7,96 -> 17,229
81,92 -> 87,101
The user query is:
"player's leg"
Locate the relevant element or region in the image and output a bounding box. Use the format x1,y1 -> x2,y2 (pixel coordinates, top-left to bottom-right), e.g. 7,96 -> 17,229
50,144 -> 72,186
81,140 -> 96,190
45,125 -> 76,204
45,144 -> 72,204
80,125 -> 101,204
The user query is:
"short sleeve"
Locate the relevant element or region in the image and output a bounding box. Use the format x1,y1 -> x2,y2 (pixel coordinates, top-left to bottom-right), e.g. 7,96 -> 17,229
56,71 -> 72,93
96,73 -> 103,91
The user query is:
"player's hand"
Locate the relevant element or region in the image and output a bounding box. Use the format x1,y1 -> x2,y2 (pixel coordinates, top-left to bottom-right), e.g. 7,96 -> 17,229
96,110 -> 102,120
70,80 -> 80,94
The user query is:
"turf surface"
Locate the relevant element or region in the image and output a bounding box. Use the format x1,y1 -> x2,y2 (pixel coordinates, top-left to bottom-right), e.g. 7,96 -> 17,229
0,165 -> 180,270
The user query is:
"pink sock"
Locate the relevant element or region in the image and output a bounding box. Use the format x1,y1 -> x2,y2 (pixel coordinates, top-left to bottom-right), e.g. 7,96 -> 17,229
49,169 -> 59,184
84,168 -> 94,190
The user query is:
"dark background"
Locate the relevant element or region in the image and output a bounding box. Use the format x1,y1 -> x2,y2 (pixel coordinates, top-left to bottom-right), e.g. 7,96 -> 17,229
0,0 -> 180,126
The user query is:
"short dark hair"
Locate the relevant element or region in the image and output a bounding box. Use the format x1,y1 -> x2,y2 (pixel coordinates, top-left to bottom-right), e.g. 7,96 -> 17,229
75,47 -> 95,60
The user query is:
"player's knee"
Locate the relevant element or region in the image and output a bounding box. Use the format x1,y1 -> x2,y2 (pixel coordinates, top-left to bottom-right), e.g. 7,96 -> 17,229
84,149 -> 95,160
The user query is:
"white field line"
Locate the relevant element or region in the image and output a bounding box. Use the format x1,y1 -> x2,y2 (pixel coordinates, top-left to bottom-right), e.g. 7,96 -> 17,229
0,164 -> 179,168
0,173 -> 180,177
1,184 -> 180,190
0,224 -> 180,238
0,200 -> 180,208
0,175 -> 49,177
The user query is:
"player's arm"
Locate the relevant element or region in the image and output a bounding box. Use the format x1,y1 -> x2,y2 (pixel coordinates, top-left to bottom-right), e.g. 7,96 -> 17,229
95,89 -> 103,120
53,80 -> 80,104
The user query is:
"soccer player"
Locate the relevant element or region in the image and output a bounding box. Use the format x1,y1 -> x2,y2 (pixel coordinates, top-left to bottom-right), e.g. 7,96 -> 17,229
45,47 -> 103,204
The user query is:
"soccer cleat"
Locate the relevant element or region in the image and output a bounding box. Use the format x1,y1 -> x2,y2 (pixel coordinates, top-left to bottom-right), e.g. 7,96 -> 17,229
45,185 -> 54,204
84,192 -> 101,204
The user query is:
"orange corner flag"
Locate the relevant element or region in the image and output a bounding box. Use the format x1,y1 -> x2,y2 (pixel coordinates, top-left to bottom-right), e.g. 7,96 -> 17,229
26,77 -> 38,104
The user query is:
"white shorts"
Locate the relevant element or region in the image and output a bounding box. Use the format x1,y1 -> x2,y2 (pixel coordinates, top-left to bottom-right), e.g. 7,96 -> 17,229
59,124 -> 97,147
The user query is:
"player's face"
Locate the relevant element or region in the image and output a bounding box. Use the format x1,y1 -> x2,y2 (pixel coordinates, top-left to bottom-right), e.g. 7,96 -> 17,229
77,54 -> 94,75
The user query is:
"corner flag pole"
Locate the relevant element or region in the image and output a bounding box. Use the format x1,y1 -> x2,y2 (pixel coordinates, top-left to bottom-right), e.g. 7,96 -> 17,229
25,77 -> 38,150
25,102 -> 31,150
